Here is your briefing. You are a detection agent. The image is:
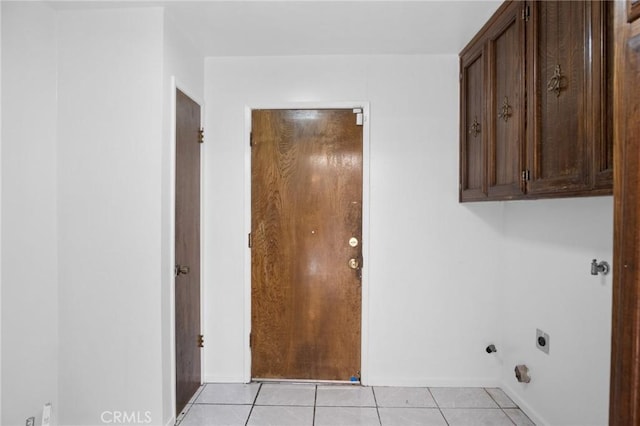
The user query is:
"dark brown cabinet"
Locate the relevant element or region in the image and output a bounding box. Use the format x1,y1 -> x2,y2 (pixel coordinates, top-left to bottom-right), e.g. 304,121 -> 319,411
460,39 -> 487,201
487,1 -> 525,199
459,0 -> 613,202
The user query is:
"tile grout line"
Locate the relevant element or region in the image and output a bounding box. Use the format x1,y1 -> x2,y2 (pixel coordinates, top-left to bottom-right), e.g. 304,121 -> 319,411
371,386 -> 383,426
427,387 -> 450,426
483,387 -> 517,426
312,384 -> 318,426
244,382 -> 262,426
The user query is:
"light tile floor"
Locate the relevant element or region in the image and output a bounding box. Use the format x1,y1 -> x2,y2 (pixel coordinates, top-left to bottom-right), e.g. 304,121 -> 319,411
176,383 -> 535,426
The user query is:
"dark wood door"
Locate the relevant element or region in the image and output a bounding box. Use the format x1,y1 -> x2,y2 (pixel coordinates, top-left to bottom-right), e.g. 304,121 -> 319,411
526,1 -> 594,195
460,43 -> 487,201
251,109 -> 363,380
487,1 -> 525,199
175,89 -> 201,413
609,1 -> 640,424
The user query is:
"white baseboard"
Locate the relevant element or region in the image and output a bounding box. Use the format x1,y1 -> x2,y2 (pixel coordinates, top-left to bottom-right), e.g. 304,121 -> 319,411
164,415 -> 176,426
500,382 -> 548,426
365,376 -> 501,388
203,375 -> 248,384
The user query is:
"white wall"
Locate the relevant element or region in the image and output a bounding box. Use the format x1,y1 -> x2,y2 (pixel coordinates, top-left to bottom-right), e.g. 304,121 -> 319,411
1,1 -> 4,420
204,55 -> 505,385
56,8 -> 165,425
1,3 -> 59,425
499,197 -> 613,426
2,5 -> 203,425
161,13 -> 204,425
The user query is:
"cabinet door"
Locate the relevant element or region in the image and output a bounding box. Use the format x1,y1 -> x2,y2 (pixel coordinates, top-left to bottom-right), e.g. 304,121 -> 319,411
526,1 -> 592,195
460,44 -> 487,201
593,0 -> 613,190
487,1 -> 526,199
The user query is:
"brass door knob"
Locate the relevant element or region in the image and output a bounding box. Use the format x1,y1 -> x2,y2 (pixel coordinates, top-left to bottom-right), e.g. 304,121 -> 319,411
348,258 -> 359,269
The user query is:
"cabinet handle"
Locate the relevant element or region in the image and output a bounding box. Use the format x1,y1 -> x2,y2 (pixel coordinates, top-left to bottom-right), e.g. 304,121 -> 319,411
469,116 -> 481,138
498,96 -> 512,122
547,64 -> 564,97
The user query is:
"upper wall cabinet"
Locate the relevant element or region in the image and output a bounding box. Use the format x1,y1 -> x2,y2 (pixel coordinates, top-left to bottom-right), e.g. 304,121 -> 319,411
459,0 -> 613,202
460,37 -> 487,201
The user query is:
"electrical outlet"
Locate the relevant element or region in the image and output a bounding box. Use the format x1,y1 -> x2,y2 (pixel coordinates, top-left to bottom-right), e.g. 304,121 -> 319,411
25,417 -> 35,426
536,328 -> 550,354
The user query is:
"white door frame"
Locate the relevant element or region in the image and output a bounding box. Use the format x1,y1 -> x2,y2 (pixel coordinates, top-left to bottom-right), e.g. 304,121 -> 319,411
242,102 -> 371,384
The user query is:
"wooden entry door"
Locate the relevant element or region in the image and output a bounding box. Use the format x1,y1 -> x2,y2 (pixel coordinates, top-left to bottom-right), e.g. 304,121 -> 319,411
175,89 -> 201,413
251,109 -> 363,380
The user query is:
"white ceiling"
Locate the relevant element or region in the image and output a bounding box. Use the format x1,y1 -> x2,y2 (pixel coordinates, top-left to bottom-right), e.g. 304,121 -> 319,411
50,1 -> 502,56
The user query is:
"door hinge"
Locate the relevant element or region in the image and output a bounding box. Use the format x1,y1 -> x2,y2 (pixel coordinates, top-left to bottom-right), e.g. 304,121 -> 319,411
249,332 -> 253,348
353,108 -> 364,126
522,170 -> 531,182
198,334 -> 204,348
250,132 -> 253,147
248,232 -> 252,248
522,5 -> 530,21
198,128 -> 204,144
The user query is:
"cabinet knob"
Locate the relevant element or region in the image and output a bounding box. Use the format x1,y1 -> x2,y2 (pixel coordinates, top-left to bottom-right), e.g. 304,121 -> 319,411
469,117 -> 481,138
547,64 -> 564,97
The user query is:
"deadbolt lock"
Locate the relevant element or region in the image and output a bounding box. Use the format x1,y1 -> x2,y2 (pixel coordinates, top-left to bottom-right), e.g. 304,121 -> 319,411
348,258 -> 359,269
349,237 -> 359,247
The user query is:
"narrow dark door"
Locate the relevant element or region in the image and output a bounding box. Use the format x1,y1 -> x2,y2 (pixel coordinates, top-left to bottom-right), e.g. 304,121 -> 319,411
175,89 -> 201,413
251,109 -> 363,380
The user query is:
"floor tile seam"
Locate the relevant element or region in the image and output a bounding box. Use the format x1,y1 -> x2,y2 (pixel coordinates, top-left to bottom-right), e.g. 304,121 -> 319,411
315,404 -> 377,408
377,406 -> 443,409
254,404 -> 315,407
439,407 -> 516,410
371,386 -> 383,426
312,385 -> 318,426
193,402 -> 255,406
244,382 -> 262,426
427,387 -> 450,426
483,387 -> 517,410
499,406 -> 518,426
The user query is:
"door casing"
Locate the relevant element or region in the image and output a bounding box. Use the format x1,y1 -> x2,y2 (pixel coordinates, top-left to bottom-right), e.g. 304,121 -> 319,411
242,102 -> 371,384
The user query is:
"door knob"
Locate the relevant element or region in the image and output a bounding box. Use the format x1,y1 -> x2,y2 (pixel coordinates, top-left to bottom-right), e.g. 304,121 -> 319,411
348,258 -> 359,269
175,265 -> 190,276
